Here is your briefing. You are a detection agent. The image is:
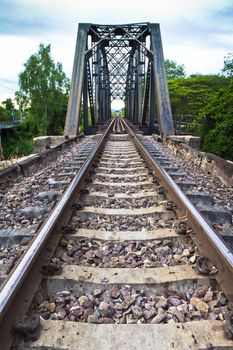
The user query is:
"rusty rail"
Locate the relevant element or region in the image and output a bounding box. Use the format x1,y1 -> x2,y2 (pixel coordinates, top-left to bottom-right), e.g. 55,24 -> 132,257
0,117 -> 233,349
122,117 -> 233,303
0,118 -> 115,349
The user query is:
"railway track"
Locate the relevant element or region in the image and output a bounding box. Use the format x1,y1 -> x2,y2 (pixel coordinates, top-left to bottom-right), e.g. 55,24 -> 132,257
0,117 -> 233,349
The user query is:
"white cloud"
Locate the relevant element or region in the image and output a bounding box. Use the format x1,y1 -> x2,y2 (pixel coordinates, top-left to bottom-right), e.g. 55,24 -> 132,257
22,0 -> 227,23
0,35 -> 41,102
0,34 -> 76,102
0,0 -> 233,102
164,44 -> 226,75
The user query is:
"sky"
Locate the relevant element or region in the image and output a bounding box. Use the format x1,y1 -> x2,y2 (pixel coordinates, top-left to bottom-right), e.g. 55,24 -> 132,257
0,0 -> 233,104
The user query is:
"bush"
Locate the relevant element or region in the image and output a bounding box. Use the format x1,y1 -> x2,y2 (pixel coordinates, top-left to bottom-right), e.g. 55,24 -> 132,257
2,137 -> 34,159
200,81 -> 233,161
1,123 -> 35,159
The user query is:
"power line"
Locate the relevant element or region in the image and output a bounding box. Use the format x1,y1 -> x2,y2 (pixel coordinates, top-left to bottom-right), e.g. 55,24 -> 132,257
0,85 -> 69,110
0,82 -> 16,92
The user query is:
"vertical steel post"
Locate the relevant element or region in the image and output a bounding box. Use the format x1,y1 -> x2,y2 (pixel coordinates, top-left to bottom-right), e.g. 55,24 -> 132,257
141,62 -> 151,126
64,23 -> 90,136
133,53 -> 138,123
124,93 -> 128,118
95,47 -> 101,124
130,55 -> 135,122
149,23 -> 174,136
136,48 -> 142,123
86,60 -> 95,126
83,60 -> 89,135
148,67 -> 155,133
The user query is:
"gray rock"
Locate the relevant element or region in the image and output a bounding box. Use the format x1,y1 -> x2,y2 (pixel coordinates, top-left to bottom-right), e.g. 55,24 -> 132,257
131,306 -> 144,320
37,191 -> 60,202
144,308 -> 156,320
110,285 -> 121,299
216,292 -> 228,306
203,290 -> 214,302
151,311 -> 167,324
93,289 -> 102,297
193,286 -> 208,298
87,314 -> 99,323
169,306 -> 185,323
168,297 -> 182,307
100,275 -> 109,283
156,299 -> 168,309
98,301 -> 112,317
20,206 -> 49,219
57,310 -> 66,320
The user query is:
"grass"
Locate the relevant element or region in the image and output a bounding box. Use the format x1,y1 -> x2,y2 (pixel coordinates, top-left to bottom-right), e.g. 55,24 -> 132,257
1,136 -> 34,159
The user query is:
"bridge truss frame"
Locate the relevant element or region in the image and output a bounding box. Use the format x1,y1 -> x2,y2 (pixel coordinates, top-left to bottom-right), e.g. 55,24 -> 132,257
64,22 -> 174,136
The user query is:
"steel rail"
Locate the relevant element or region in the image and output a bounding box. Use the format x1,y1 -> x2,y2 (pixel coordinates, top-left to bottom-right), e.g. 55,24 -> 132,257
0,118 -> 115,349
122,117 -> 233,302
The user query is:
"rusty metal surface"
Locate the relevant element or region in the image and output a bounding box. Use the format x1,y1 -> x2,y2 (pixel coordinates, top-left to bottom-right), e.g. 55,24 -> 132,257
122,117 -> 233,302
0,119 -> 115,350
1,117 -> 232,349
64,23 -> 174,136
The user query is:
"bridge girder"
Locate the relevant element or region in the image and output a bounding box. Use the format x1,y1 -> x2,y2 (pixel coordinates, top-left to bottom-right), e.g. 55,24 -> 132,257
64,22 -> 174,136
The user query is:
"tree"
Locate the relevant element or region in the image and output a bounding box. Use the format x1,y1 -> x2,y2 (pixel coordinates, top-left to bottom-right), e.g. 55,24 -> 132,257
222,53 -> 233,77
0,106 -> 9,121
165,59 -> 186,79
200,80 -> 233,160
2,98 -> 14,113
16,43 -> 70,135
168,75 -> 230,115
0,98 -> 15,121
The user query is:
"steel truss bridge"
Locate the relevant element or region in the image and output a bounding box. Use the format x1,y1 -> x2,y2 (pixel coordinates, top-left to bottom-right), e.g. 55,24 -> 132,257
64,22 -> 174,136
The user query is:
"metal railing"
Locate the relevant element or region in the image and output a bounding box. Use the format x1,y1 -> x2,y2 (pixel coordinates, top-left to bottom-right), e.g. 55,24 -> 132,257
0,120 -> 21,129
154,114 -> 205,137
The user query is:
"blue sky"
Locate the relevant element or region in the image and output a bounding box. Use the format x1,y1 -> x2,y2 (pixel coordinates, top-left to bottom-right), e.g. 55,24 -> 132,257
0,0 -> 233,103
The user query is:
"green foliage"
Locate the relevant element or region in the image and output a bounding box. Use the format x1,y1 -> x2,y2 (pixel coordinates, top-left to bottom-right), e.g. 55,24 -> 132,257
1,121 -> 34,159
200,81 -> 233,160
0,99 -> 34,159
16,43 -> 70,136
2,98 -> 14,112
168,75 -> 230,115
165,59 -> 186,79
222,53 -> 233,76
165,56 -> 233,160
2,135 -> 34,159
0,106 -> 10,121
0,98 -> 16,121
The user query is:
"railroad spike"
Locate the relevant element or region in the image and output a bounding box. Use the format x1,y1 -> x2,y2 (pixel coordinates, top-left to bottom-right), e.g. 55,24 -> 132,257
80,188 -> 90,194
13,314 -> 41,341
72,202 -> 84,210
61,224 -> 76,235
41,259 -> 62,276
165,200 -> 176,211
195,255 -> 217,275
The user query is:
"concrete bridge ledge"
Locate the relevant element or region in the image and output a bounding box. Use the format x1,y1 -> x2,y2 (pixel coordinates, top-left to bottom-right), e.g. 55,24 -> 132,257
154,134 -> 233,186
